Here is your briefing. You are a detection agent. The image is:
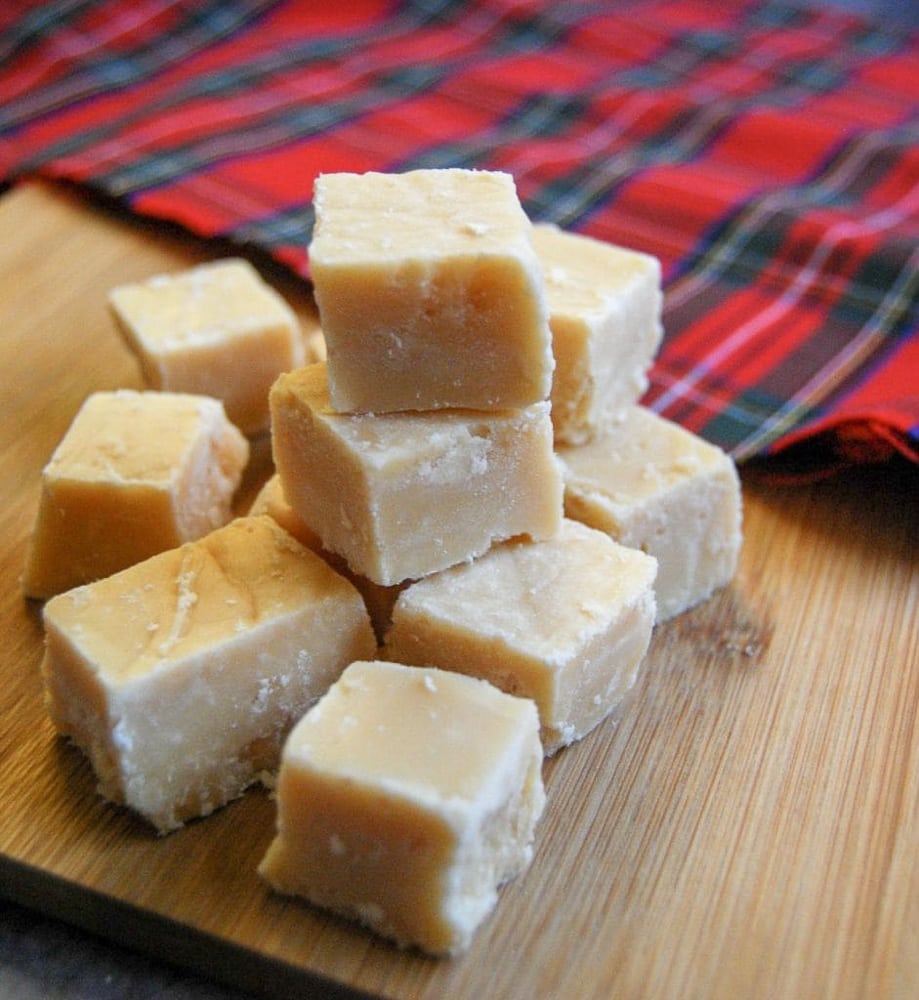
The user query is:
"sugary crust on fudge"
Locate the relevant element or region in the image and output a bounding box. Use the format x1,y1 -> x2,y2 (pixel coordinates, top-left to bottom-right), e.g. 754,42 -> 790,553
557,406 -> 743,621
310,169 -> 554,413
270,362 -> 563,586
108,258 -> 305,434
22,390 -> 249,600
40,515 -> 376,832
385,519 -> 658,753
258,660 -> 545,955
532,223 -> 663,445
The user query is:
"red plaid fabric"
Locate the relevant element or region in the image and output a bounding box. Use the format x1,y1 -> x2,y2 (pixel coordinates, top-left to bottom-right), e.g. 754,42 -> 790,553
1,0 -> 917,478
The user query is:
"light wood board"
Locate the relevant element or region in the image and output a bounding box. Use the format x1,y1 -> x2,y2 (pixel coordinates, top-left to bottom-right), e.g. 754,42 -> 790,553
1,181 -> 917,1000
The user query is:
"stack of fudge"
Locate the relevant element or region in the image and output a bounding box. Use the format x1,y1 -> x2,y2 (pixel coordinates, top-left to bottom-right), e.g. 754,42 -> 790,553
27,168 -> 741,957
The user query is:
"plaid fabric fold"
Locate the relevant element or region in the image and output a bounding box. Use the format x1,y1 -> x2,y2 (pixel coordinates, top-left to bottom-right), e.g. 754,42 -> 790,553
1,0 -> 917,477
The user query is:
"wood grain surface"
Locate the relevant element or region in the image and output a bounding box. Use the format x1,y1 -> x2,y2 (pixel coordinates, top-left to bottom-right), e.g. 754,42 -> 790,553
1,181 -> 917,1000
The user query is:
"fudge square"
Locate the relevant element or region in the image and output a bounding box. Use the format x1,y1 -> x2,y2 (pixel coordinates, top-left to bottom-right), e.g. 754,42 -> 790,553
249,473 -> 408,644
40,515 -> 377,834
258,659 -> 546,955
557,406 -> 743,622
310,168 -> 554,413
22,389 -> 249,600
108,258 -> 305,434
385,519 -> 658,754
269,362 -> 563,586
532,223 -> 663,446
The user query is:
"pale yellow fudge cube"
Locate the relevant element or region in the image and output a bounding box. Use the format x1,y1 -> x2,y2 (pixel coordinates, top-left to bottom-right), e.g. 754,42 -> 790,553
109,258 -> 305,434
270,363 -> 563,586
258,659 -> 545,955
40,515 -> 377,833
249,473 -> 407,643
23,390 -> 249,600
304,326 -> 327,364
310,169 -> 553,413
532,223 -> 663,446
557,406 -> 743,622
385,520 -> 657,754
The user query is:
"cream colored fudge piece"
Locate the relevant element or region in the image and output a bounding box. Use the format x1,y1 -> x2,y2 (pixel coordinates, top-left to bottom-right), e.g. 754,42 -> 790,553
109,258 -> 305,434
304,326 -> 327,364
298,299 -> 327,364
40,515 -> 377,834
557,406 -> 743,622
249,473 -> 406,643
248,472 -> 323,551
311,169 -> 553,413
385,520 -> 657,754
23,390 -> 249,600
258,659 -> 545,955
270,363 -> 563,586
532,223 -> 663,446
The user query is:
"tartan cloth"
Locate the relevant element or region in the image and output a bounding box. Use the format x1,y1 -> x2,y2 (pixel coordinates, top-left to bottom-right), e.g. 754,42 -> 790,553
1,0 -> 917,478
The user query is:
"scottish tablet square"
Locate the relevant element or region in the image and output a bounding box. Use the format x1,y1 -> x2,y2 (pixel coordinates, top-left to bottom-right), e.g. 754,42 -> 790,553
311,169 -> 553,413
258,659 -> 545,955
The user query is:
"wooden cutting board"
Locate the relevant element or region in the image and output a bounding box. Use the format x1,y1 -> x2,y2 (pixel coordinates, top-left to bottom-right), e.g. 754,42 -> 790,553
1,181 -> 917,1000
